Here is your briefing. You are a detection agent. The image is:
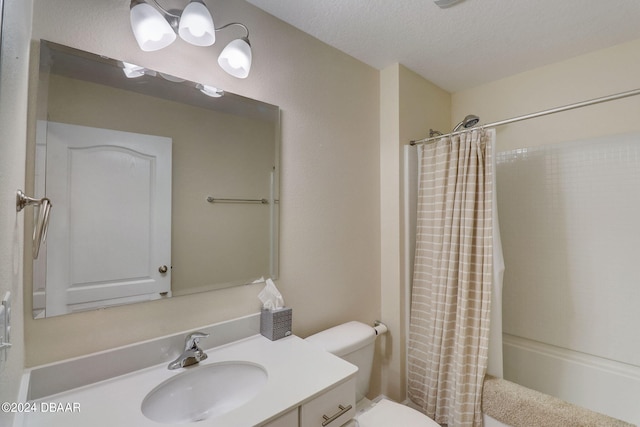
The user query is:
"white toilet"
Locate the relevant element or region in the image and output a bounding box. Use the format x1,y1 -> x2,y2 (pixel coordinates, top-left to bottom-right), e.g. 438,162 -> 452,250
305,321 -> 440,427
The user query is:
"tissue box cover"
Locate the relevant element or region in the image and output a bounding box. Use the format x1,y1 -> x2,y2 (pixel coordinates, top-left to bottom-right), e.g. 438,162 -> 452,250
260,307 -> 292,341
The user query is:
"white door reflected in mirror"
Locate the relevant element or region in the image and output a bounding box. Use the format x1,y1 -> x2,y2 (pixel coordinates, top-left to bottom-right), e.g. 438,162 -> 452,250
35,122 -> 172,317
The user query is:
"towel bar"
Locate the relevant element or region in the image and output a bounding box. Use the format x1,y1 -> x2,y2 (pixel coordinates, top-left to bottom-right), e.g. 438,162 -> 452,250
206,196 -> 270,204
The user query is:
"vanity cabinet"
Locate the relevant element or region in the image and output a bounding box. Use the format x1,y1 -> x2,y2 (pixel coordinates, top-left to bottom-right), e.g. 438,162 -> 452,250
19,329 -> 359,427
261,378 -> 356,427
263,408 -> 298,427
300,378 -> 356,427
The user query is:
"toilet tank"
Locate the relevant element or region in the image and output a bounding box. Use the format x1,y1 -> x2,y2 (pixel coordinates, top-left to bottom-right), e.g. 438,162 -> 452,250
305,321 -> 376,402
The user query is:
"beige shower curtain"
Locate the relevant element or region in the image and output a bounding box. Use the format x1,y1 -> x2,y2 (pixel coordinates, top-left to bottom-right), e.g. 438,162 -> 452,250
408,129 -> 495,427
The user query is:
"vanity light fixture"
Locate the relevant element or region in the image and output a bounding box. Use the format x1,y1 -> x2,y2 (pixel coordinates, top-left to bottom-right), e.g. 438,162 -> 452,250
216,25 -> 252,79
178,0 -> 216,46
129,0 -> 253,78
129,0 -> 176,51
120,62 -> 225,99
122,61 -> 147,78
196,83 -> 224,97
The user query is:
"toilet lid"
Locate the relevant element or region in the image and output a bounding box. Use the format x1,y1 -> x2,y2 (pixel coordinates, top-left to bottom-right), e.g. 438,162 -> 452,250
356,399 -> 440,427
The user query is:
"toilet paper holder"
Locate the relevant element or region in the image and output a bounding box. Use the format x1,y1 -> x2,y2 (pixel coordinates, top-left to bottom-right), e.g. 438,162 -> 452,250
373,320 -> 388,335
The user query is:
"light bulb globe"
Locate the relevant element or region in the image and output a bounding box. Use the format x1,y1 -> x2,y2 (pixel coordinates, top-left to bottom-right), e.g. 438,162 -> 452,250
179,1 -> 215,46
217,38 -> 252,79
130,2 -> 176,51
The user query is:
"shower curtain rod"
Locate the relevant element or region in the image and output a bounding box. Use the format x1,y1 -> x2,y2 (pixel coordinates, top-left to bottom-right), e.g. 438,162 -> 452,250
409,87 -> 640,146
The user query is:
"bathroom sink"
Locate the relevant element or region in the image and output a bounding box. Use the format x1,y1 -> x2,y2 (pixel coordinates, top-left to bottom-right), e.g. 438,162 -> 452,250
141,361 -> 268,423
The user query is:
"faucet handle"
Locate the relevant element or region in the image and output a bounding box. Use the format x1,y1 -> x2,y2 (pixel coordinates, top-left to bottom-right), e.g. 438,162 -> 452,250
185,332 -> 209,350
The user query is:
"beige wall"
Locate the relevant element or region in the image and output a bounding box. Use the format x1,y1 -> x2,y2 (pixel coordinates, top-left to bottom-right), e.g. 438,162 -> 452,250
379,64 -> 451,402
26,0 -> 381,372
452,38 -> 640,152
0,0 -> 33,425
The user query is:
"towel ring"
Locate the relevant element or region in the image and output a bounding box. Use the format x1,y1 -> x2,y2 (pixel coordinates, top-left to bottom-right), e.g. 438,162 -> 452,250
16,190 -> 53,259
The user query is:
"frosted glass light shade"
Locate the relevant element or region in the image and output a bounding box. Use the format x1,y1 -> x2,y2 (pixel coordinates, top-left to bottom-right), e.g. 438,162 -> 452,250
179,1 -> 215,46
217,38 -> 252,79
130,2 -> 176,51
122,62 -> 145,78
196,84 -> 224,97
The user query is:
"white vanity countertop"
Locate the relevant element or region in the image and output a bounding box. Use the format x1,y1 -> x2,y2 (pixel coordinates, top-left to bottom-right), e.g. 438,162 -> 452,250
21,334 -> 358,427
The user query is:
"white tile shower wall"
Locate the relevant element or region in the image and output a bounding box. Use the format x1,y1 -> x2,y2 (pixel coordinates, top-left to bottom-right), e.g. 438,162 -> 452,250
496,132 -> 640,425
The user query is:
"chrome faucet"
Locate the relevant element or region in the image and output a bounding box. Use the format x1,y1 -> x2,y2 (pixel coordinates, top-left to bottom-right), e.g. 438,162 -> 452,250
168,332 -> 209,370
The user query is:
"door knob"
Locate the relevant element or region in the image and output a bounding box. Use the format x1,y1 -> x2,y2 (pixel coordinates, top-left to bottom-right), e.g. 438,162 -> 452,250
159,265 -> 168,274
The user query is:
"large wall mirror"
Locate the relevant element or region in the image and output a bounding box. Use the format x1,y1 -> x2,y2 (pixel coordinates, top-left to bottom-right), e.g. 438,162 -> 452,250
30,40 -> 280,319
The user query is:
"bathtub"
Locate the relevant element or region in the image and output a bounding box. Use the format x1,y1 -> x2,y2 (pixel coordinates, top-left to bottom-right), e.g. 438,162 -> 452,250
483,413 -> 510,427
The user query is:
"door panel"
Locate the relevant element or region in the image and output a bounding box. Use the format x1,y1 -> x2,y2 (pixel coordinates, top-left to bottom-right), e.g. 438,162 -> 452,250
44,122 -> 172,316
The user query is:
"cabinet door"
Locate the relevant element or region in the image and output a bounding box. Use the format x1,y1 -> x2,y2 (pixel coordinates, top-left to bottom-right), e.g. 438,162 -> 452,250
300,379 -> 355,427
262,408 -> 298,427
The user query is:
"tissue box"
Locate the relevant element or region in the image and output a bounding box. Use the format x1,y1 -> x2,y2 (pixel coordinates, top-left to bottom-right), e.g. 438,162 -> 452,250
260,307 -> 292,341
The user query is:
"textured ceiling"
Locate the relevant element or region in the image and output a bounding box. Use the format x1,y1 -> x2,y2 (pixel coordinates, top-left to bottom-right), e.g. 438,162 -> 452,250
245,0 -> 640,93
